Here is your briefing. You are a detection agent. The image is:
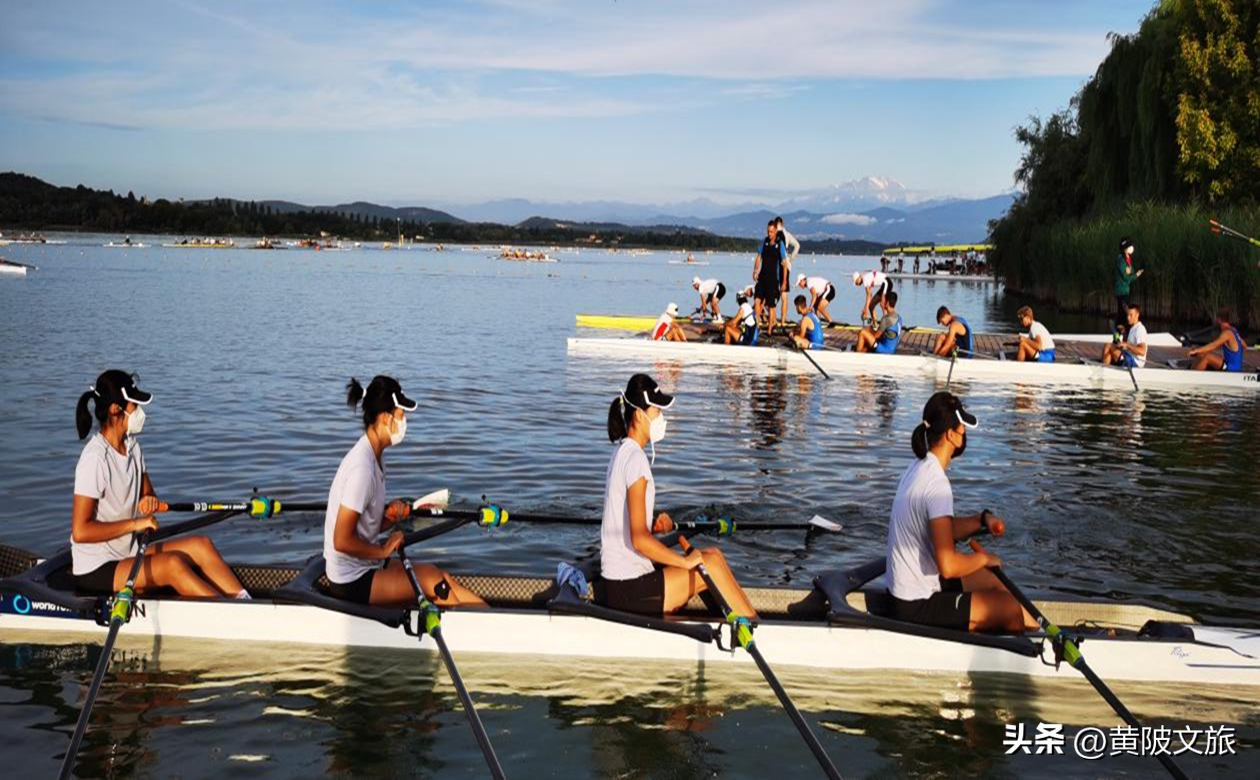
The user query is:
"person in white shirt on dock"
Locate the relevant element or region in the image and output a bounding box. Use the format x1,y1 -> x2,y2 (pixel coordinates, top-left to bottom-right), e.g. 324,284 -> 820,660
853,270 -> 893,325
796,273 -> 836,324
1014,306 -> 1056,362
692,277 -> 726,322
1101,305 -> 1148,368
775,217 -> 800,326
651,303 -> 688,342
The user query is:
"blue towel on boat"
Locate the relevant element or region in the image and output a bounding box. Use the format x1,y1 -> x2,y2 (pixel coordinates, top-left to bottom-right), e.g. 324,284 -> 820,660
556,562 -> 589,596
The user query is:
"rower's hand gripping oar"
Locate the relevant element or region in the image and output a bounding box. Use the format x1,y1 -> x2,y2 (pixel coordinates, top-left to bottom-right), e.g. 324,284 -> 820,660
970,540 -> 1188,780
59,531 -> 153,780
677,536 -> 843,780
396,545 -> 506,779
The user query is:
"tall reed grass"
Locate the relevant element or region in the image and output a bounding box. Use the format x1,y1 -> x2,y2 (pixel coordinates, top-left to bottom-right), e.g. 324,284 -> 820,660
991,202 -> 1260,326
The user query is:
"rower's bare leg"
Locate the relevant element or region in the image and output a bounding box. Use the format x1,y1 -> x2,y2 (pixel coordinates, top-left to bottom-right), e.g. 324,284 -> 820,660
1101,345 -> 1114,365
1193,352 -> 1223,371
1016,339 -> 1035,362
961,569 -> 1037,631
697,548 -> 758,619
120,550 -> 222,598
148,537 -> 246,596
768,305 -> 779,336
817,300 -> 832,324
754,298 -> 765,328
369,560 -> 488,607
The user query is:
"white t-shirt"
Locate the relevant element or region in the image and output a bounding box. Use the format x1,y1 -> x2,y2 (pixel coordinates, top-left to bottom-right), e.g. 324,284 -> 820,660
324,434 -> 387,584
781,228 -> 800,261
72,434 -> 145,575
804,276 -> 830,296
1127,321 -> 1148,367
737,300 -> 755,326
600,438 -> 655,581
886,455 -> 955,601
861,271 -> 888,290
1027,321 -> 1055,352
697,278 -> 721,298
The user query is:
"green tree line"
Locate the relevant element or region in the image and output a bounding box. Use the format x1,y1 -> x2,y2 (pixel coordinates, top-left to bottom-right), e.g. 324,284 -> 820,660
989,0 -> 1259,326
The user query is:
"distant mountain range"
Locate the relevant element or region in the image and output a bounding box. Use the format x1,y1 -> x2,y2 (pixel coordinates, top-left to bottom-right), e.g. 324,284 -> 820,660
258,199 -> 464,225
443,177 -> 1015,244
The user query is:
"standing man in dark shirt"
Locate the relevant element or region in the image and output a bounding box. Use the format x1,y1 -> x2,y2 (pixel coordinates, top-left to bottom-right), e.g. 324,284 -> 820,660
1114,237 -> 1144,331
752,219 -> 786,335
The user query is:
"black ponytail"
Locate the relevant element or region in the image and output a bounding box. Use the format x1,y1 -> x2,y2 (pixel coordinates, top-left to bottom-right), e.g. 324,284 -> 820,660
75,390 -> 96,440
911,421 -> 945,459
607,394 -> 634,442
346,375 -> 404,430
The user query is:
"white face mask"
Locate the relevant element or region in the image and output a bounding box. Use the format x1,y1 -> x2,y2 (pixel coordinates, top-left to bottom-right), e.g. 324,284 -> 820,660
389,414 -> 407,446
125,405 -> 146,436
649,412 -> 667,444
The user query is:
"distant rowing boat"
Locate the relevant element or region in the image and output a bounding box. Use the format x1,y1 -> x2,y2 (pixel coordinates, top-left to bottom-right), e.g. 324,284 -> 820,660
2,542 -> 1255,686
104,241 -> 148,248
567,333 -> 1259,391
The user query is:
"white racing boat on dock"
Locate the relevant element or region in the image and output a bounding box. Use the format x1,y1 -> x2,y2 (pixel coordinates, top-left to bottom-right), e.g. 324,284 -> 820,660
569,317 -> 1259,392
2,525 -> 1257,688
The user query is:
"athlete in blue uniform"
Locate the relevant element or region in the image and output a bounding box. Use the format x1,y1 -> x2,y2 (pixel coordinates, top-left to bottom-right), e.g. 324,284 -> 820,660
934,306 -> 974,357
1189,312 -> 1247,371
791,295 -> 825,350
856,291 -> 903,353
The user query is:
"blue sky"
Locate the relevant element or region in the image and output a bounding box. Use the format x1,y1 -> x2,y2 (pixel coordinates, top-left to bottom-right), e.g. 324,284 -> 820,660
0,0 -> 1155,208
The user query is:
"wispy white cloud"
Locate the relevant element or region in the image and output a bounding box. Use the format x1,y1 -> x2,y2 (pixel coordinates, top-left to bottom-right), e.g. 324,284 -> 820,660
821,213 -> 878,226
0,0 -> 1120,133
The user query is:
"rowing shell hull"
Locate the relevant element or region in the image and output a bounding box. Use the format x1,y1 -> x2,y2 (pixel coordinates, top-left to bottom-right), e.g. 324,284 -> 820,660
2,597 -> 1256,687
0,264 -> 27,276
567,337 -> 1260,392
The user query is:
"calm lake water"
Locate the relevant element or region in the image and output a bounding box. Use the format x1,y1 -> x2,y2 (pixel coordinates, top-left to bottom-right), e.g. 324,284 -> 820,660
1,237 -> 1257,778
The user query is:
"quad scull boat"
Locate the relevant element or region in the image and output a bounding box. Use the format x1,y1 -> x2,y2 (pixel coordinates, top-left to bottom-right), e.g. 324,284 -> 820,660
3,529 -> 1256,687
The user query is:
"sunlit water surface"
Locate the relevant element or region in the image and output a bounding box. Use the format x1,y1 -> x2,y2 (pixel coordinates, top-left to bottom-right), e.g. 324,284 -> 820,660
1,238 -> 1257,777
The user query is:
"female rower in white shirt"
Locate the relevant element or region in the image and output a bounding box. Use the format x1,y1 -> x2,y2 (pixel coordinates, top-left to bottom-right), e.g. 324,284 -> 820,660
323,375 -> 486,608
70,370 -> 248,598
885,392 -> 1036,632
595,374 -> 757,619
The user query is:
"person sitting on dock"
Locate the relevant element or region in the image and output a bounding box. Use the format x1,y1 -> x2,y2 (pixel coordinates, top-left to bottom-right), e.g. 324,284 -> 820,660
723,290 -> 759,345
1014,306 -> 1056,362
887,392 -> 1036,633
1188,311 -> 1246,372
791,295 -> 825,351
596,374 -> 758,619
1101,304 -> 1148,368
853,269 -> 893,326
855,291 -> 903,354
933,306 -> 974,357
692,277 -> 726,323
796,273 -> 836,324
652,303 -> 687,342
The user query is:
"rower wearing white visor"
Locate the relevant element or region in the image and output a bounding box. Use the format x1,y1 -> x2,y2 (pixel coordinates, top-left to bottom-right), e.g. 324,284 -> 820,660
886,392 -> 1035,633
723,288 -> 760,345
797,273 -> 836,324
652,302 -> 688,342
324,375 -> 486,608
692,277 -> 726,322
595,374 -> 757,619
70,370 -> 249,599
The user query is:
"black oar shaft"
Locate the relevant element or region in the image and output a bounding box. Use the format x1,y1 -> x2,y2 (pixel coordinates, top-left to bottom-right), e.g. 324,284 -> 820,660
413,508 -> 817,532
59,532 -> 151,780
989,567 -> 1186,780
679,539 -> 842,779
398,551 -> 505,779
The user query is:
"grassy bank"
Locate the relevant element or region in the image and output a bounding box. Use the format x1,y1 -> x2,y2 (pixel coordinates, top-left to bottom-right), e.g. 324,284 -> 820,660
990,202 -> 1260,328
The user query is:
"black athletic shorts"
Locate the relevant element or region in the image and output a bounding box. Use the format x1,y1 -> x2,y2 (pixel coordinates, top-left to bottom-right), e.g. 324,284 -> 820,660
755,277 -> 781,307
74,561 -> 119,594
712,282 -> 727,301
327,569 -> 377,604
822,283 -> 836,302
594,566 -> 666,616
888,576 -> 971,631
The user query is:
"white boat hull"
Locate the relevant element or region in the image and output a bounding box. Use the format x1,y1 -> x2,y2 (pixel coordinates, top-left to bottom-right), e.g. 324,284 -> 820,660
567,337 -> 1260,392
0,264 -> 27,276
2,596 -> 1256,687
